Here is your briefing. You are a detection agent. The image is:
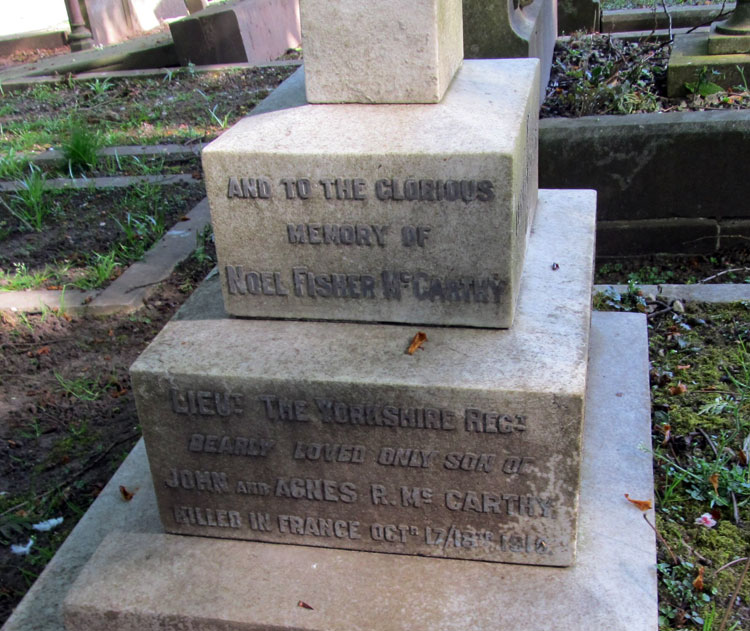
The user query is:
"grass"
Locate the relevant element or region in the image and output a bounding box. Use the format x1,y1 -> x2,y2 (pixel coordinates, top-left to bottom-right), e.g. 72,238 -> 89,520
596,290 -> 750,631
62,122 -> 101,174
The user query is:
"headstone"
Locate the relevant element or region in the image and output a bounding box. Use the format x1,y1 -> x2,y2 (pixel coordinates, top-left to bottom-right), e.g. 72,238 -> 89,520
134,0 -> 591,571
169,0 -> 301,66
557,0 -> 601,34
202,60 -> 539,328
462,0 -> 557,102
300,0 -> 463,103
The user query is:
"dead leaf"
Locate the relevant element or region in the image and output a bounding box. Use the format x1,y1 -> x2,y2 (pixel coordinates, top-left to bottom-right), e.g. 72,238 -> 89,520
406,332 -> 427,355
660,424 -> 672,445
676,364 -> 691,371
624,493 -> 652,511
109,387 -> 128,399
709,473 -> 719,494
119,485 -> 136,501
297,601 -> 314,610
692,566 -> 705,591
668,382 -> 688,396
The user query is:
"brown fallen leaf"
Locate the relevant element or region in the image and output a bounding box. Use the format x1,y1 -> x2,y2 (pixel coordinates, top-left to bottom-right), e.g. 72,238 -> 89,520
709,472 -> 719,494
406,332 -> 428,355
624,493 -> 652,512
668,382 -> 688,396
109,387 -> 128,399
297,601 -> 314,610
692,566 -> 705,591
660,423 -> 672,446
739,449 -> 748,467
119,485 -> 136,501
676,364 -> 691,371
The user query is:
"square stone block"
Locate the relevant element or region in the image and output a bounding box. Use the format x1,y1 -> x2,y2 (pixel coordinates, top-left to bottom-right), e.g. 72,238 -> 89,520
169,0 -> 301,66
300,0 -> 463,103
202,59 -> 540,328
129,189 -> 595,567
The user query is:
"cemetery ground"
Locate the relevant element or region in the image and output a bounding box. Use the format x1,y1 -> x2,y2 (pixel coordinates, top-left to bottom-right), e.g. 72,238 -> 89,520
1,22 -> 749,631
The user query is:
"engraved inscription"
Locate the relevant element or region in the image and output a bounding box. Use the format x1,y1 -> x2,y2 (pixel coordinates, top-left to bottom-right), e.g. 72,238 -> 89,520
274,478 -> 358,503
292,442 -> 366,464
445,491 -> 554,517
287,224 -> 388,247
188,434 -> 275,457
173,506 -> 242,528
165,469 -> 229,493
315,399 -> 456,431
443,452 -> 495,472
225,177 -> 496,203
170,388 -> 243,416
278,515 -> 362,539
377,447 -> 438,468
464,408 -> 527,434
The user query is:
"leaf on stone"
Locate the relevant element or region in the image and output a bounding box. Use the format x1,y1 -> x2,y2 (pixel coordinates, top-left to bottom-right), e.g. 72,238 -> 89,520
692,566 -> 705,591
406,332 -> 427,355
709,473 -> 719,494
297,601 -> 314,610
119,485 -> 136,501
668,382 -> 688,396
624,493 -> 652,511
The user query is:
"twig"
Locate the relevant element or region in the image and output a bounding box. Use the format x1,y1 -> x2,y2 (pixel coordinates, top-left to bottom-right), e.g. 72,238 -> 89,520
643,513 -> 677,563
660,0 -> 673,43
124,277 -> 171,293
648,306 -> 673,319
714,557 -> 749,576
700,267 -> 750,283
698,427 -> 720,459
717,553 -> 750,631
687,0 -> 731,35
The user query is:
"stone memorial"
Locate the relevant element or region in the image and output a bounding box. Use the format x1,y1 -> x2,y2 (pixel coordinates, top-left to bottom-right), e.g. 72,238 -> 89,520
126,0 -> 593,568
202,60 -> 539,328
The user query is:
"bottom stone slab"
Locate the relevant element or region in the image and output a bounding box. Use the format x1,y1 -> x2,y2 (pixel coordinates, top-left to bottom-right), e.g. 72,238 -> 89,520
59,312 -> 657,631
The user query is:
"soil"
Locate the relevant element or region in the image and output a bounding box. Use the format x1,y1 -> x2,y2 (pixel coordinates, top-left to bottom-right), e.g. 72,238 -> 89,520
0,240 -> 215,625
595,247 -> 750,285
542,35 -> 750,119
0,180 -> 206,288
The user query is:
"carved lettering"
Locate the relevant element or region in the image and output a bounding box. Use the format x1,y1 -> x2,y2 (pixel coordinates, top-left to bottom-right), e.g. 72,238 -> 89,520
170,388 -> 243,416
278,514 -> 362,539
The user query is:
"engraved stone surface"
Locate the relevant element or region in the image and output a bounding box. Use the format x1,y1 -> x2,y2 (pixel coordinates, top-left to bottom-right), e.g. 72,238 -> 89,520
299,0 -> 463,104
129,190 -> 594,567
202,60 -> 540,328
61,310 -> 656,631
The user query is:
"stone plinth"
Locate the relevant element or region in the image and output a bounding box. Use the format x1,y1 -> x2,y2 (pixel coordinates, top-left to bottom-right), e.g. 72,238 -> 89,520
169,0 -> 301,66
708,22 -> 750,54
300,0 -> 463,103
129,189 -> 594,567
53,311 -> 655,631
202,60 -> 540,328
668,32 -> 750,96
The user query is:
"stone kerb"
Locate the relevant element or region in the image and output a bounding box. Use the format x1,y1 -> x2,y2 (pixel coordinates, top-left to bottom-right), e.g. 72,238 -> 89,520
300,0 -> 464,104
202,60 -> 540,328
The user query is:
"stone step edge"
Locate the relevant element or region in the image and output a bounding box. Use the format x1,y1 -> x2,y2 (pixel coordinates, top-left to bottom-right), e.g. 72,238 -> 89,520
0,59 -> 302,92
16,143 -> 206,166
594,283 -> 750,304
0,172 -> 200,192
0,197 -> 211,316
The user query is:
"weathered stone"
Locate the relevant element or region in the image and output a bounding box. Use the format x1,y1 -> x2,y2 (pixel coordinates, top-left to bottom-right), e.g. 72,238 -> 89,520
558,0 -> 601,34
203,60 -> 540,328
708,23 -> 750,55
668,32 -> 750,97
169,0 -> 301,66
462,0 -> 556,101
596,219 -> 718,256
129,189 -> 594,567
539,111 -> 750,229
60,311 -> 655,631
602,4 -> 735,33
300,0 -> 463,103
